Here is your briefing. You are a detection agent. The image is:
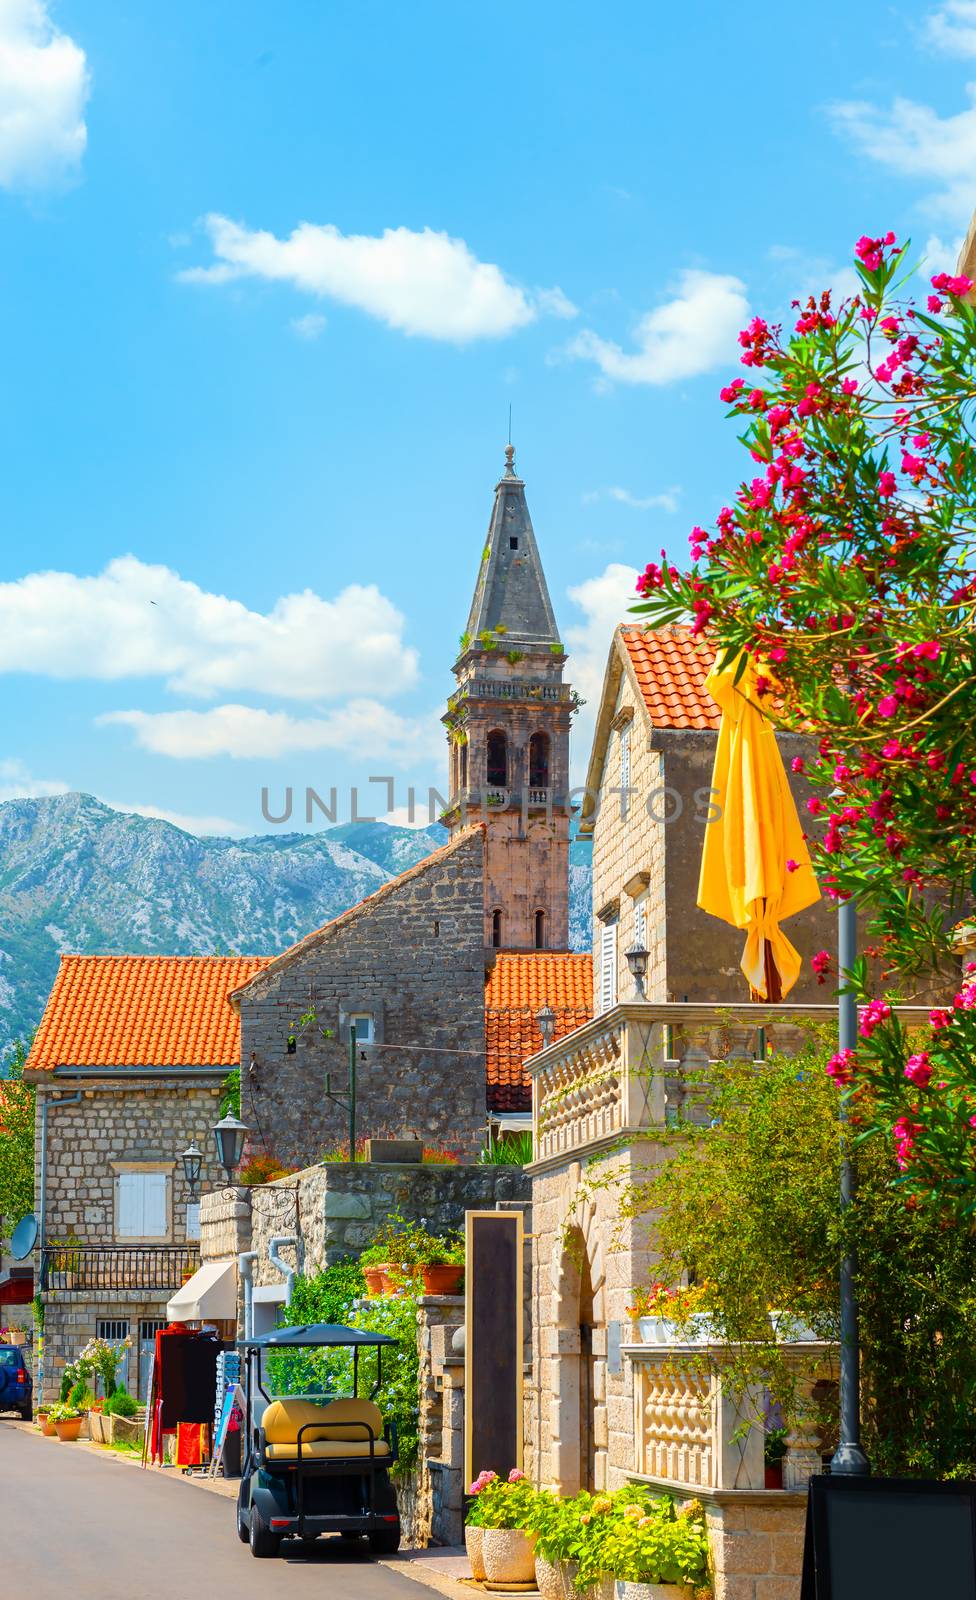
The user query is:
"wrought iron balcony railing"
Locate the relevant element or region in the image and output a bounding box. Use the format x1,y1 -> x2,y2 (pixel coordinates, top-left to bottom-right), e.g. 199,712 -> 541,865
40,1244 -> 200,1293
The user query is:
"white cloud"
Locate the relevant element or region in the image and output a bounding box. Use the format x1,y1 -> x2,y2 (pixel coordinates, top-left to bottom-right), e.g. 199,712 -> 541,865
567,269 -> 749,386
98,700 -> 442,765
0,555 -> 418,701
766,243 -> 861,305
180,214 -> 571,343
0,756 -> 68,802
290,311 -> 326,340
563,562 -> 640,774
922,231 -> 964,276
829,87 -> 976,220
583,485 -> 680,513
104,799 -> 246,837
0,0 -> 89,190
925,1 -> 976,54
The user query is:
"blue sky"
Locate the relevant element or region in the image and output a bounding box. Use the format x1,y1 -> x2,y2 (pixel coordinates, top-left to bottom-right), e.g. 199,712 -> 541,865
2,0 -> 975,835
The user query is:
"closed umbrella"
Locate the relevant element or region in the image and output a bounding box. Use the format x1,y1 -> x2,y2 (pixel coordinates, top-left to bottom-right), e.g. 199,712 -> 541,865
698,650 -> 820,999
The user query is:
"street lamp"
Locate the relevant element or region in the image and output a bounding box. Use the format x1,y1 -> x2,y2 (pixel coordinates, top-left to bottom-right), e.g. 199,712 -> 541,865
536,1004 -> 557,1048
625,942 -> 649,999
830,896 -> 870,1477
181,1142 -> 203,1200
212,1113 -> 248,1184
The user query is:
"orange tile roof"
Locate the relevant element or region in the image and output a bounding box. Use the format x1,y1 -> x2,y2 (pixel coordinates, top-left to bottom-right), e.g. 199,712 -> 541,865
619,624 -> 720,731
485,952 -> 593,1112
24,954 -> 270,1072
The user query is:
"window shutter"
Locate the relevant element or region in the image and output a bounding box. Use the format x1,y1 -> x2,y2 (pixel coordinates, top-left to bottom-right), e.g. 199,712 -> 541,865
143,1174 -> 168,1238
600,923 -> 617,1013
634,895 -> 647,951
619,726 -> 631,794
118,1173 -> 142,1238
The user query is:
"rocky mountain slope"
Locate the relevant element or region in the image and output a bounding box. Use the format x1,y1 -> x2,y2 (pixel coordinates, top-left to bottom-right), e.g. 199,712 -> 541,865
0,794 -> 591,1054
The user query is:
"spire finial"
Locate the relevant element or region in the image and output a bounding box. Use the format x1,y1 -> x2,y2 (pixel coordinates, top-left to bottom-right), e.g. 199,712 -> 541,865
504,441 -> 516,478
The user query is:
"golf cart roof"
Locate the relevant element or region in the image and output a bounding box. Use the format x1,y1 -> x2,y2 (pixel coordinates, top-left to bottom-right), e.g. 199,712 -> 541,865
240,1322 -> 397,1349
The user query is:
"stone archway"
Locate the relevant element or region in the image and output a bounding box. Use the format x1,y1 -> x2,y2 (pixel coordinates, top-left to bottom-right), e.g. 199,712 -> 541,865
549,1204 -> 607,1494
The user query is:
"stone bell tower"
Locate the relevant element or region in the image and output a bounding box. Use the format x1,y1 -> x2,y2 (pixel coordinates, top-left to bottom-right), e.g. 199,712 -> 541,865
443,444 -> 571,951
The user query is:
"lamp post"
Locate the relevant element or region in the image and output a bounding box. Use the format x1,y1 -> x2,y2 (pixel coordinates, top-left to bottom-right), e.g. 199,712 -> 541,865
181,1142 -> 203,1200
536,1004 -> 556,1048
212,1113 -> 248,1185
830,896 -> 870,1477
625,942 -> 649,999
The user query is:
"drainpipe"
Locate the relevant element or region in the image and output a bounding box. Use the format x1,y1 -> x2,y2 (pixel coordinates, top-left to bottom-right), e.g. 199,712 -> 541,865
238,1252 -> 258,1341
268,1235 -> 297,1306
37,1090 -> 82,1406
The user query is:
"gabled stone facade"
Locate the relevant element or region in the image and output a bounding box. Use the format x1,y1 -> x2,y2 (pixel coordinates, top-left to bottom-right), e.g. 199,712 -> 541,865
233,827 -> 488,1166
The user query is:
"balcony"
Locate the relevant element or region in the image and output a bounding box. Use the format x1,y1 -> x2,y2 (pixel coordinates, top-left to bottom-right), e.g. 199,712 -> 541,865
528,1000 -> 932,1165
40,1245 -> 200,1294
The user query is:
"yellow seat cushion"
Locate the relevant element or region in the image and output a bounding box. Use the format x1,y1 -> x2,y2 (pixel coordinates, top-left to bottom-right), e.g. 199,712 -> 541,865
261,1397 -> 386,1453
266,1438 -> 391,1461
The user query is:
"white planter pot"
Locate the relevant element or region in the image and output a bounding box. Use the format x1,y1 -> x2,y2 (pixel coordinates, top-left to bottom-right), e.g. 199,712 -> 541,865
483,1528 -> 538,1584
769,1311 -> 819,1342
615,1580 -> 693,1600
465,1525 -> 486,1582
536,1557 -> 564,1600
637,1314 -> 713,1346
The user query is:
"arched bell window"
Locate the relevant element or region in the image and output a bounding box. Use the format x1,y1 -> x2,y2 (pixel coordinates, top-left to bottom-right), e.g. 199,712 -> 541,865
534,909 -> 546,950
528,731 -> 550,788
492,909 -> 503,948
486,729 -> 508,788
459,742 -> 468,790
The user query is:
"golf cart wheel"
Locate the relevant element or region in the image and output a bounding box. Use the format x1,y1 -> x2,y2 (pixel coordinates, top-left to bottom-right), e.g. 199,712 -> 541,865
236,1494 -> 250,1544
369,1522 -> 402,1555
249,1502 -> 282,1558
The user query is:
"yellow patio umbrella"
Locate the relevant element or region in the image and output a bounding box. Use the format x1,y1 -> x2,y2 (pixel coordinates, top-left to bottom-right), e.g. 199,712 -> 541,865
698,650 -> 820,1000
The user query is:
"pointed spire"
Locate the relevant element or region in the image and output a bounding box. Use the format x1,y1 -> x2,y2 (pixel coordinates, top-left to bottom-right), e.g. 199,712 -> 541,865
463,446 -> 561,648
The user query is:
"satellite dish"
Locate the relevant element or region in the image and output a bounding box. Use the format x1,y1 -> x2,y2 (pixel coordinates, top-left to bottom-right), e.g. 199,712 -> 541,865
10,1214 -> 38,1261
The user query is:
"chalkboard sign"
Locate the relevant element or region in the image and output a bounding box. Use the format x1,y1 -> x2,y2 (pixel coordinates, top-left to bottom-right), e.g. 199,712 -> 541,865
802,1475 -> 976,1599
464,1210 -> 524,1488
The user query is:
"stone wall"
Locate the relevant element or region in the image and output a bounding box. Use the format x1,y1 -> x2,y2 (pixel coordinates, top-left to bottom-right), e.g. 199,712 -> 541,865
238,828 -> 488,1168
35,1077 -> 226,1244
590,670 -> 668,1004
38,1289 -> 171,1404
705,1496 -> 807,1600
232,1160 -> 531,1288
528,1142 -> 660,1493
199,1184 -> 252,1263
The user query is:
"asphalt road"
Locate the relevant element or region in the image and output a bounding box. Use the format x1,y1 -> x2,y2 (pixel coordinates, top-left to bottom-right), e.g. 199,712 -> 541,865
0,1419 -> 425,1600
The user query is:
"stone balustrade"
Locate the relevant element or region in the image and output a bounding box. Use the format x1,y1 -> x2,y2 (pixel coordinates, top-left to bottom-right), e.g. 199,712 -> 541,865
529,1000 -> 931,1164
626,1338 -> 837,1494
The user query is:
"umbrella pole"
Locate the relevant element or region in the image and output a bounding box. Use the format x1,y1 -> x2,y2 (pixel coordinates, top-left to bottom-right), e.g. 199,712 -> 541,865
830,896 -> 870,1476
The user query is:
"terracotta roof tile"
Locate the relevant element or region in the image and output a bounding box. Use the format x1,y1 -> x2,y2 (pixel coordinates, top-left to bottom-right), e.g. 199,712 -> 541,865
24,954 -> 269,1072
619,624 -> 720,731
485,952 -> 592,1113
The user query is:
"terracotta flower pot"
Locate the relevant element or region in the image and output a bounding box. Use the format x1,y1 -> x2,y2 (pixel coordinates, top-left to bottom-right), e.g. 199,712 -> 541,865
382,1263 -> 423,1292
483,1528 -> 538,1584
465,1524 -> 486,1581
764,1463 -> 783,1489
38,1413 -> 57,1438
54,1417 -> 83,1442
421,1263 -> 464,1296
363,1265 -> 385,1297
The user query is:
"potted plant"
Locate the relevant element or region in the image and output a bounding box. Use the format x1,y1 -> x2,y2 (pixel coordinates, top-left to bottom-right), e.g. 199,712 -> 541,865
49,1402 -> 84,1441
467,1469 -> 539,1583
35,1407 -> 57,1438
604,1495 -> 710,1600
358,1242 -> 390,1297
627,1284 -> 712,1346
421,1232 -> 465,1297
764,1427 -> 787,1490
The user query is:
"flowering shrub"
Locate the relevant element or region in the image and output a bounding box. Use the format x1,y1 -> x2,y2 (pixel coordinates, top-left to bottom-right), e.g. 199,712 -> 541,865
466,1468 -> 538,1528
627,1282 -> 709,1322
633,232 -> 976,1204
472,1485 -> 710,1591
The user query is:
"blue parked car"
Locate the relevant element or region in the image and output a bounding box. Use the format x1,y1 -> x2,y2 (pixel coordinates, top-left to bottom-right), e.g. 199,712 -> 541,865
0,1345 -> 32,1420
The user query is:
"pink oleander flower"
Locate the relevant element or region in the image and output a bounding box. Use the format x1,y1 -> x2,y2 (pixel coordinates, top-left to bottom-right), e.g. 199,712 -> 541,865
859,999 -> 892,1039
878,695 -> 899,717
904,1052 -> 933,1089
791,756 -> 806,774
827,1047 -> 857,1087
878,470 -> 897,496
508,1469 -> 525,1482
812,950 -> 832,984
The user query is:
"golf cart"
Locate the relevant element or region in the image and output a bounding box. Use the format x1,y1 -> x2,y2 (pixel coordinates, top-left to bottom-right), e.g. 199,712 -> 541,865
237,1323 -> 402,1559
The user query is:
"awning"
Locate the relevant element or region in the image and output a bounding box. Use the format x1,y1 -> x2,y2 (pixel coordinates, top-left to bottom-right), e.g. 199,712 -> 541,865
166,1260 -> 237,1323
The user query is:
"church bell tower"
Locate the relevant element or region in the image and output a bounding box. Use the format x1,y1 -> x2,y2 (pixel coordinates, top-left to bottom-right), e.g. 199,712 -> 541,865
443,444 -> 571,952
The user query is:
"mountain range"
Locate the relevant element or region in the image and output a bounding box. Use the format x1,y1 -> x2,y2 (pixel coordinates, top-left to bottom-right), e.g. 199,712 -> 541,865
0,794 -> 592,1056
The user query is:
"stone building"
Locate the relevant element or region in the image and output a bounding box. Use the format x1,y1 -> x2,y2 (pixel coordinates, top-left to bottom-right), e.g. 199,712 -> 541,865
234,828 -> 489,1164
580,622 -> 837,1008
23,955 -> 258,1402
442,443 -> 574,954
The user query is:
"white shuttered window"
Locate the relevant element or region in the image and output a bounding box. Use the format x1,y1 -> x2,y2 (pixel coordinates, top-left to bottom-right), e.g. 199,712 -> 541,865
600,922 -> 618,1014
117,1172 -> 168,1239
634,894 -> 648,951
